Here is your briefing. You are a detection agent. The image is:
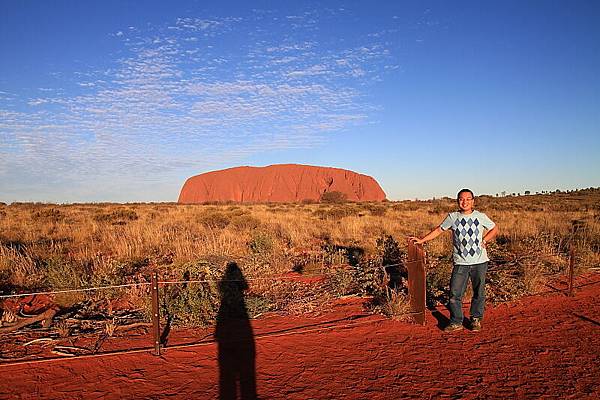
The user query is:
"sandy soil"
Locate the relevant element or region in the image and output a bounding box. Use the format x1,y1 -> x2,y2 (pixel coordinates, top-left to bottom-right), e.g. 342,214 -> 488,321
1,273 -> 599,399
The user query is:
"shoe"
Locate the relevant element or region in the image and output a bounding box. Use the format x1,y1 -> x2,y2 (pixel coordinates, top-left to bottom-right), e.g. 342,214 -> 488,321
471,318 -> 482,332
444,323 -> 463,332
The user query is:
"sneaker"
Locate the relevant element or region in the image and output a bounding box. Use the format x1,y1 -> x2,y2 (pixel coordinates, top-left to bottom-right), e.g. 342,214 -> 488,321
471,318 -> 482,332
444,323 -> 463,332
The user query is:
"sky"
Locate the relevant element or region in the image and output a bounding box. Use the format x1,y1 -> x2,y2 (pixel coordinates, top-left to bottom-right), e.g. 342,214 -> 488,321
1,0 -> 599,203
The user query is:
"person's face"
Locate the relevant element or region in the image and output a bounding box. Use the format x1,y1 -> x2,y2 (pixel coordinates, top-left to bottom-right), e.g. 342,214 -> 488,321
458,192 -> 474,212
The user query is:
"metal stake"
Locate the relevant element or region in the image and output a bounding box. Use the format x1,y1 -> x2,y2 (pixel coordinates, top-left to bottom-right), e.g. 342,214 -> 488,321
151,272 -> 161,356
568,244 -> 575,297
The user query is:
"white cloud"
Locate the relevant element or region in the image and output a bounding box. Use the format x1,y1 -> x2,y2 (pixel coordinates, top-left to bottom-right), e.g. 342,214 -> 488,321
0,10 -> 393,202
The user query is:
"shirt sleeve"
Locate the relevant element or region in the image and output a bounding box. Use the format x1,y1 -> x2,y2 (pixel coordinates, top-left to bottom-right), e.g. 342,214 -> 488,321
479,212 -> 496,229
440,213 -> 454,231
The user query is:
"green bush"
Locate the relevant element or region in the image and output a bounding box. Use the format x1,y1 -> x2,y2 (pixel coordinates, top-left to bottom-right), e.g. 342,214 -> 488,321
248,231 -> 274,255
425,262 -> 452,307
244,294 -> 271,318
320,191 -> 348,203
326,268 -> 356,296
353,257 -> 386,297
44,257 -> 89,306
159,261 -> 221,326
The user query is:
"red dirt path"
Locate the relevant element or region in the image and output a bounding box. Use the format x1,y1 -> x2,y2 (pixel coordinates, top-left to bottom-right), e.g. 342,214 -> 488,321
2,274 -> 599,399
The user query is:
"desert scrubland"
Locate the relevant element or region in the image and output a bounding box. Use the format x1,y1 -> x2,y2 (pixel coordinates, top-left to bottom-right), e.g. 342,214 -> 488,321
1,188 -> 599,328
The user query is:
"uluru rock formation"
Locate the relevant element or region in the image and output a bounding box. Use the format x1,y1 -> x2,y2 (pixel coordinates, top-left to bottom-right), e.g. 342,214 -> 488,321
178,164 -> 386,203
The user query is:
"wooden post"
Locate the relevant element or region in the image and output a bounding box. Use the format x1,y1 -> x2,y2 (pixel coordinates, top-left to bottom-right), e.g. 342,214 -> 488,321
568,244 -> 575,297
151,272 -> 161,356
406,240 -> 427,325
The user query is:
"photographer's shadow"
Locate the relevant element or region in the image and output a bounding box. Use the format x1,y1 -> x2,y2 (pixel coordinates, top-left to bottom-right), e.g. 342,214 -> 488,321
214,262 -> 257,400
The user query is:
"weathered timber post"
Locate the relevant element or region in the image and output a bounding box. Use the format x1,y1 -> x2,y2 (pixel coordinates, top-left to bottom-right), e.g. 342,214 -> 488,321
568,244 -> 575,297
406,239 -> 427,325
151,272 -> 161,355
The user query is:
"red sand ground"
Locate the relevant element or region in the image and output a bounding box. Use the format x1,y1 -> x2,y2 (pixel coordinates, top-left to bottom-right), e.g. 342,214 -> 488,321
1,273 -> 599,399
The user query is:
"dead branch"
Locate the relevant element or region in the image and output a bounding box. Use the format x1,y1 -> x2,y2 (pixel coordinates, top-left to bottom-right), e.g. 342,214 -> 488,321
115,322 -> 152,332
0,307 -> 59,334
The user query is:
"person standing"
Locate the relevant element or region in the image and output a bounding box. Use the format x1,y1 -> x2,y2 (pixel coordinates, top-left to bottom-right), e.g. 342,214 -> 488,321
410,189 -> 498,332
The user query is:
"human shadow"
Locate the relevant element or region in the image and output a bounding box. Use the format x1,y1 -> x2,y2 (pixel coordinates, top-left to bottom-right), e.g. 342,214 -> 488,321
429,306 -> 450,330
214,262 -> 257,400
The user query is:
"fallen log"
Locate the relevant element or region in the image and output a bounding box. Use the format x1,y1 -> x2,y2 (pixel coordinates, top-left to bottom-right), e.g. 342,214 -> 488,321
0,307 -> 59,334
115,322 -> 152,332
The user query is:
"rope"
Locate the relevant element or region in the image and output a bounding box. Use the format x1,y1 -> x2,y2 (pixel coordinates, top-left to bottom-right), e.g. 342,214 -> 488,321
0,262 -> 408,298
0,282 -> 151,299
158,275 -> 326,285
0,277 -> 597,368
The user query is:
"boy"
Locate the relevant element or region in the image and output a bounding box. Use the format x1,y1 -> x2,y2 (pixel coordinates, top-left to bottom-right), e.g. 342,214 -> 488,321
410,189 -> 498,332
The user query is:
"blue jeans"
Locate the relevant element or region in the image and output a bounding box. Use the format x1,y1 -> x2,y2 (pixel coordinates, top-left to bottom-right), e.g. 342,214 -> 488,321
448,262 -> 488,325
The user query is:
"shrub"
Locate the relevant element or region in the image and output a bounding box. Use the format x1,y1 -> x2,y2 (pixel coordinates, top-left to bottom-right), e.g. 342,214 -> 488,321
425,261 -> 453,307
379,288 -> 411,320
313,206 -> 354,220
353,257 -> 386,297
198,211 -> 231,229
248,231 -> 274,255
94,209 -> 138,224
368,205 -> 387,216
159,261 -> 221,326
250,278 -> 330,315
231,214 -> 261,230
376,235 -> 405,287
88,257 -> 133,300
244,294 -> 271,318
32,208 -> 64,223
44,257 -> 89,306
326,268 -> 356,296
428,201 -> 455,215
320,191 -> 348,203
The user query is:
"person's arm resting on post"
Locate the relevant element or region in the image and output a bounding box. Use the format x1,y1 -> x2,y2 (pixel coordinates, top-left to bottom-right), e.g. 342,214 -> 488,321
409,213 -> 454,245
409,226 -> 443,245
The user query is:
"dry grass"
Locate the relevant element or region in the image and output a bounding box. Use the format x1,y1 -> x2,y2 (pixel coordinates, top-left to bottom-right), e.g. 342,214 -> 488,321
1,188 -> 598,326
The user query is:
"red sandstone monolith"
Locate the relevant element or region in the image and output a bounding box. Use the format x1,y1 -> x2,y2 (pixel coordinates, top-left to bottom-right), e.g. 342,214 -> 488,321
178,164 -> 386,203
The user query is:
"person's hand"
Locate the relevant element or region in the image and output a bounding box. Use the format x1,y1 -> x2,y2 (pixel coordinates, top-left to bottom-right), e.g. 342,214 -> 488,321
408,236 -> 424,245
482,239 -> 488,248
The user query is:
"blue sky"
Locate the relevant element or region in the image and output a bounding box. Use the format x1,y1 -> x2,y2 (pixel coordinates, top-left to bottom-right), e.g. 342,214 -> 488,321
1,0 -> 599,202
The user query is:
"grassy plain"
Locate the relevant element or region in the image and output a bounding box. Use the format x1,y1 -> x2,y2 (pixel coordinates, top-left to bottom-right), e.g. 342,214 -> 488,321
1,188 -> 598,326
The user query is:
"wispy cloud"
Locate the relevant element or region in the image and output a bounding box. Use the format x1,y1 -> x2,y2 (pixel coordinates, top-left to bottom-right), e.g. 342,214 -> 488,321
0,9 -> 394,202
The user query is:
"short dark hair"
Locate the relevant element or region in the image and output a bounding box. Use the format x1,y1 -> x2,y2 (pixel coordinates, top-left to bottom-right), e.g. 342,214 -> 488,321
457,188 -> 474,201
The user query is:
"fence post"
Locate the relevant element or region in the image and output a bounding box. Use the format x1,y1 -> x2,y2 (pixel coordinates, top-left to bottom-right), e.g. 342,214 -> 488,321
406,240 -> 427,325
568,244 -> 575,297
151,272 -> 161,356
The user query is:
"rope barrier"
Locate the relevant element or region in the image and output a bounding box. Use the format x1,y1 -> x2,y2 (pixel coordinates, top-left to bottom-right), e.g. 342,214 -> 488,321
1,261 -> 595,300
0,273 -> 597,367
0,282 -> 151,299
0,262 -> 405,298
158,275 -> 327,285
